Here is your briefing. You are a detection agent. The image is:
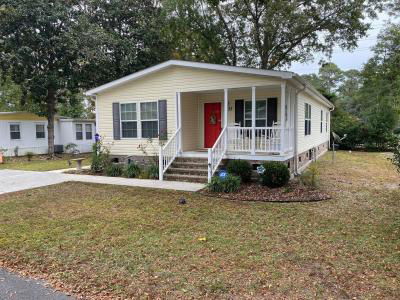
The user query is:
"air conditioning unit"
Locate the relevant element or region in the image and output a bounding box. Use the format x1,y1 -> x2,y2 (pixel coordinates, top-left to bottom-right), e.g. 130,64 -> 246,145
54,145 -> 64,154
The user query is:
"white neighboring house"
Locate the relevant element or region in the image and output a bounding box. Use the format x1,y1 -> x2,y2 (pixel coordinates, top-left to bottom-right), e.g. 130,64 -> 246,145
0,112 -> 96,156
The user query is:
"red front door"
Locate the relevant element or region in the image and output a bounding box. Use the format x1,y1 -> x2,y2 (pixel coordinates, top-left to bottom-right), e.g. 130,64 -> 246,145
204,102 -> 222,148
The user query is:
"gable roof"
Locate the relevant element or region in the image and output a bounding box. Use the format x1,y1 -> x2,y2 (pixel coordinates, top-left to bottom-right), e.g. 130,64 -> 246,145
85,60 -> 333,108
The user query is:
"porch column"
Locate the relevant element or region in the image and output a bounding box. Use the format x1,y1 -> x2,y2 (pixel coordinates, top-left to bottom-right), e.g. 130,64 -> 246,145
224,88 -> 228,127
251,86 -> 256,155
280,82 -> 286,154
176,92 -> 182,153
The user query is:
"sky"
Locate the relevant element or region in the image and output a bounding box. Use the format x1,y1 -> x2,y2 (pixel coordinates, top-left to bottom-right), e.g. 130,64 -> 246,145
288,12 -> 396,75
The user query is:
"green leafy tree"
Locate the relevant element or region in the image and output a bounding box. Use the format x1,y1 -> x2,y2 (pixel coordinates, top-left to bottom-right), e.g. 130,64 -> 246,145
0,0 -> 82,155
163,0 -> 384,69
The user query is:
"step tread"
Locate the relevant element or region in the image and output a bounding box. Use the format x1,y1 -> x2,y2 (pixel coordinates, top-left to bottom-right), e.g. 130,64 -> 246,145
164,173 -> 207,179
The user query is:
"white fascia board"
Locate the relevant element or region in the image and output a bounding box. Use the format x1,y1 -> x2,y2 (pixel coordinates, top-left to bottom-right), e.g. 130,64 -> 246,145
85,60 -> 294,96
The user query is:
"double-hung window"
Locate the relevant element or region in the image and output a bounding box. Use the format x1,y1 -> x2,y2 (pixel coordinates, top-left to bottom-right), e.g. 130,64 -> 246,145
76,124 -> 83,140
305,103 -> 311,136
121,103 -> 138,138
326,112 -> 329,132
36,124 -> 45,139
10,124 -> 21,140
244,100 -> 267,127
140,102 -> 158,138
320,110 -> 323,133
85,124 -> 93,140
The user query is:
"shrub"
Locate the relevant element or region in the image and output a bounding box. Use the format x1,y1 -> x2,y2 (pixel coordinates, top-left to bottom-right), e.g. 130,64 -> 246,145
124,163 -> 141,178
91,138 -> 111,173
299,163 -> 319,189
25,151 -> 34,161
105,163 -> 123,177
260,161 -> 290,188
65,143 -> 78,154
207,174 -> 241,193
147,164 -> 159,179
226,160 -> 253,182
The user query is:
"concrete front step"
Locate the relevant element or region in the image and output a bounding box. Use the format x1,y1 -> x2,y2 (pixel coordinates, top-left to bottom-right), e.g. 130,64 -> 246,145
171,162 -> 208,170
174,157 -> 208,163
164,173 -> 208,183
167,167 -> 208,176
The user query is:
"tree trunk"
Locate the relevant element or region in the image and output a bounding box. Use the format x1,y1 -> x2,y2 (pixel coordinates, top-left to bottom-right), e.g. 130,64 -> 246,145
47,89 -> 56,157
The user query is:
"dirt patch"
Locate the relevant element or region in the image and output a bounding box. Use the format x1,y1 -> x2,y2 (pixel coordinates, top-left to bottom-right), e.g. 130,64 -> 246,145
200,181 -> 331,202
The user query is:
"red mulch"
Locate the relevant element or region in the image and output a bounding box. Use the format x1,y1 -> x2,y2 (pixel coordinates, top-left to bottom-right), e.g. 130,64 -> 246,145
200,181 -> 331,203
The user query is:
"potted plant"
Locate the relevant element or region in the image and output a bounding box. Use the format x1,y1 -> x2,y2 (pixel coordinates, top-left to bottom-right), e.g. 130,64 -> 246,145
0,148 -> 7,164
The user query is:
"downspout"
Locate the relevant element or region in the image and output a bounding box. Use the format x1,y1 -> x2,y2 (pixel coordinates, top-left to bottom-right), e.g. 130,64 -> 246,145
294,83 -> 306,176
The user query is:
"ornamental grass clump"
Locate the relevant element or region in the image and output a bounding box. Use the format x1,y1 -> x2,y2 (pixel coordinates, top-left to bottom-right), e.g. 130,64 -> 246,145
207,174 -> 241,193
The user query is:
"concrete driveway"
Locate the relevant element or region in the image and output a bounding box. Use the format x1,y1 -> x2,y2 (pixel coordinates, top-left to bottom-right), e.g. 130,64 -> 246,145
0,170 -> 67,195
0,169 -> 205,195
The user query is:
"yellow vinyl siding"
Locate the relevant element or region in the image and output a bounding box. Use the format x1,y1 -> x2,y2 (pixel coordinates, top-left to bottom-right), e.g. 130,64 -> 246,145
96,66 -> 282,156
0,113 -> 46,121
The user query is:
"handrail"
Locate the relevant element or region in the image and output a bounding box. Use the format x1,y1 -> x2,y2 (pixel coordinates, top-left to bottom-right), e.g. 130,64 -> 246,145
207,126 -> 228,182
159,127 -> 181,181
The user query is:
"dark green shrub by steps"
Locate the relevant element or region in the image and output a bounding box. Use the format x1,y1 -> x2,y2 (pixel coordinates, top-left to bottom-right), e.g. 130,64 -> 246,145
260,161 -> 290,188
207,174 -> 241,193
124,163 -> 141,178
147,164 -> 159,179
226,160 -> 253,182
105,164 -> 124,177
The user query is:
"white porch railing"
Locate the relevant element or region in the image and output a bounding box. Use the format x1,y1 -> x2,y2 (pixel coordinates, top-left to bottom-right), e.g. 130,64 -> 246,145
207,127 -> 227,182
159,127 -> 181,180
227,126 -> 293,153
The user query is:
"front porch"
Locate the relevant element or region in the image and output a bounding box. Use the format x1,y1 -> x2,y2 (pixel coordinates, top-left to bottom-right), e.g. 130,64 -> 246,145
160,83 -> 296,182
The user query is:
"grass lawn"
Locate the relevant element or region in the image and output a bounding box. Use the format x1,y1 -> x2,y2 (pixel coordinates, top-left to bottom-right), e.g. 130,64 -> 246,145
0,151 -> 399,299
0,153 -> 92,171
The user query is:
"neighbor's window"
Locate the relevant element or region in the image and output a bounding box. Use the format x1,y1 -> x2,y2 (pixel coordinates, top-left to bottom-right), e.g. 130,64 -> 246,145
121,103 -> 137,138
75,124 -> 83,140
85,124 -> 92,140
36,124 -> 45,139
304,103 -> 311,136
140,102 -> 158,138
10,124 -> 21,140
244,100 -> 267,127
320,110 -> 323,133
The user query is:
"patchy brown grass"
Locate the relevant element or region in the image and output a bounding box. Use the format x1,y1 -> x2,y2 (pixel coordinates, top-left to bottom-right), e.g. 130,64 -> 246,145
0,151 -> 399,299
0,153 -> 91,171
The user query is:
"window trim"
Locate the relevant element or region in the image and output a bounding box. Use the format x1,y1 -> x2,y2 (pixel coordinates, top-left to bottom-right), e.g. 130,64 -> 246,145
304,103 -> 311,136
9,123 -> 21,140
35,123 -> 46,139
75,123 -> 83,141
119,100 -> 159,139
85,123 -> 93,140
140,101 -> 159,139
320,110 -> 323,133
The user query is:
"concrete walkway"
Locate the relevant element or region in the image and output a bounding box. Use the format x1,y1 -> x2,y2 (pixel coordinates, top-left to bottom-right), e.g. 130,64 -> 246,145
0,169 -> 205,195
0,268 -> 73,300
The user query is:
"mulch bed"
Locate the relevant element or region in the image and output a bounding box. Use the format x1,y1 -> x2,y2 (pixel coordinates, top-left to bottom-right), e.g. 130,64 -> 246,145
200,181 -> 331,203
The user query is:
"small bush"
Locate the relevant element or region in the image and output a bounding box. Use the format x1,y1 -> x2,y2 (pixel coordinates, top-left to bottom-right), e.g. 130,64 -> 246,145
300,163 -> 319,189
90,139 -> 111,173
226,160 -> 253,182
207,174 -> 241,193
147,164 -> 159,179
124,163 -> 141,178
260,162 -> 290,188
105,163 -> 123,177
25,151 -> 35,161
